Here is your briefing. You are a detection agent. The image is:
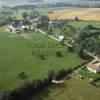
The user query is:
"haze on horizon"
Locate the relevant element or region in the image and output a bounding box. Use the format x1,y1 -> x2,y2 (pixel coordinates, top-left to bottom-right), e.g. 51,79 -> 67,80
0,0 -> 100,7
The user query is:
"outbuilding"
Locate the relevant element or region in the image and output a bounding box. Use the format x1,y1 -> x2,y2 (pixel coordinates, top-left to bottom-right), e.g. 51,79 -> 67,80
58,35 -> 64,41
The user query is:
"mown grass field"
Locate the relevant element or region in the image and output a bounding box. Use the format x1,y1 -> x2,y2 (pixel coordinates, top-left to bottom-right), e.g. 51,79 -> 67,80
68,20 -> 100,29
0,28 -> 85,92
48,8 -> 100,21
32,77 -> 100,100
12,10 -> 33,19
11,7 -> 64,19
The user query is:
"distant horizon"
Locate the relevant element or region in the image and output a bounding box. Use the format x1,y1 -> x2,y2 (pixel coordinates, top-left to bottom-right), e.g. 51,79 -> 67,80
0,0 -> 100,7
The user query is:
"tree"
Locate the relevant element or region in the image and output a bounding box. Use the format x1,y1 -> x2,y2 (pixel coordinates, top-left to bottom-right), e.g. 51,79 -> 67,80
48,28 -> 53,35
38,53 -> 46,60
37,15 -> 50,28
78,48 -> 91,59
75,16 -> 79,21
22,12 -> 28,19
13,20 -> 20,27
18,72 -> 27,80
68,46 -> 75,52
56,51 -> 63,57
55,69 -> 67,80
23,19 -> 31,25
84,24 -> 96,30
47,70 -> 55,82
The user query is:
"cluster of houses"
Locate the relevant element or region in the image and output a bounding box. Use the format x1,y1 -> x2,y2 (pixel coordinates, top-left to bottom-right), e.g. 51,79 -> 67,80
5,24 -> 37,34
7,25 -> 29,33
5,18 -> 38,34
4,18 -> 100,74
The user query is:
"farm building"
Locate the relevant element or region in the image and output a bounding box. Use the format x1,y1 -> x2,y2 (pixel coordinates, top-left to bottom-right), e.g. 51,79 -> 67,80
21,25 -> 29,30
86,61 -> 100,73
6,25 -> 22,33
7,25 -> 16,32
58,35 -> 64,41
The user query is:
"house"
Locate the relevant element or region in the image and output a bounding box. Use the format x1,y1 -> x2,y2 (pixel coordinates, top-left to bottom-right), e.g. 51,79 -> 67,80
58,35 -> 64,41
21,25 -> 29,31
7,25 -> 16,32
49,21 -> 53,25
5,25 -> 22,33
86,60 -> 100,73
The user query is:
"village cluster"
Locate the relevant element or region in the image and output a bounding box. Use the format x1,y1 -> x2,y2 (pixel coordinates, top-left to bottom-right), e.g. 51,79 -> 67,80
5,19 -> 100,74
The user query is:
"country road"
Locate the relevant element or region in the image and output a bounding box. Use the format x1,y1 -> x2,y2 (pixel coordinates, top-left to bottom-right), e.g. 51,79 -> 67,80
36,28 -> 73,47
84,50 -> 100,69
37,28 -> 100,61
84,50 -> 99,59
36,28 -> 60,41
36,28 -> 100,82
37,28 -> 100,60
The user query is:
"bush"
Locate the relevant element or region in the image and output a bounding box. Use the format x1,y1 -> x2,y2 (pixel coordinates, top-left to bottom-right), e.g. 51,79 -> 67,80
56,51 -> 63,57
18,72 -> 28,80
38,53 -> 46,60
68,46 -> 75,52
55,69 -> 67,80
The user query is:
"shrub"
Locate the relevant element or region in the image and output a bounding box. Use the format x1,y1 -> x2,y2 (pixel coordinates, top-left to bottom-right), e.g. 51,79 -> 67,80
56,51 -> 63,57
38,53 -> 46,60
18,72 -> 28,80
55,69 -> 67,80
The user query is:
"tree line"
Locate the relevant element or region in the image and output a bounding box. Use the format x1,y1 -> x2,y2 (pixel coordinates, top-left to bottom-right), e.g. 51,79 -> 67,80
76,24 -> 100,58
0,61 -> 89,100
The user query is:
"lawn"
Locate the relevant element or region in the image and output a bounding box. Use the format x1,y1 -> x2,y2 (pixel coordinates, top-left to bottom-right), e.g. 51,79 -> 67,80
31,77 -> 100,100
0,27 -> 85,92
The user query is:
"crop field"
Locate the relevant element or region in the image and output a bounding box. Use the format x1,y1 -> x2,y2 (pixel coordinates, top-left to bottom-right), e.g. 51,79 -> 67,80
32,77 -> 100,100
48,8 -> 100,21
0,28 -> 85,92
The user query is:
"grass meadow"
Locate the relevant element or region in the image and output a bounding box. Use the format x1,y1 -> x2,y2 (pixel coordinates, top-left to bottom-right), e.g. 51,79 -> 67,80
31,77 -> 100,100
68,20 -> 100,30
0,28 -> 85,92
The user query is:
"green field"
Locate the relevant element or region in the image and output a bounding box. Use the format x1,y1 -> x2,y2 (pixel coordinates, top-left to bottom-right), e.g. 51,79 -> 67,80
0,28 -> 85,92
68,21 -> 100,30
12,10 -> 32,19
11,8 -> 61,20
32,77 -> 100,100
